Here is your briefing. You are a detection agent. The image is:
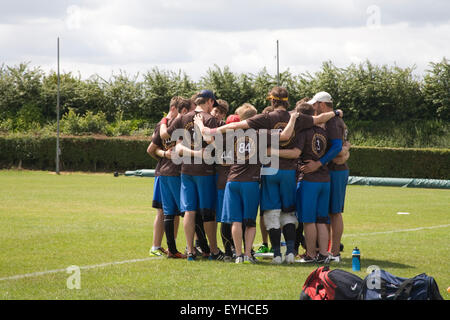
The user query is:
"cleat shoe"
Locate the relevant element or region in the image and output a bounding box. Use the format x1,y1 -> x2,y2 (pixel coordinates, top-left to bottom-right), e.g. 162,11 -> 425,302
285,253 -> 295,264
187,253 -> 196,261
243,255 -> 258,264
209,250 -> 225,261
168,251 -> 187,259
194,246 -> 203,256
271,255 -> 283,265
328,253 -> 341,263
235,255 -> 244,264
299,254 -> 316,263
316,253 -> 331,264
340,243 -> 344,252
149,247 -> 166,257
255,244 -> 270,254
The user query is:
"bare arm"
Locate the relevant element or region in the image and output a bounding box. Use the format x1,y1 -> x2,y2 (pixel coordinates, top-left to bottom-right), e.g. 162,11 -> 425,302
174,142 -> 203,158
196,117 -> 250,135
147,142 -> 160,160
159,119 -> 170,140
333,141 -> 351,164
332,150 -> 350,165
193,114 -> 214,144
279,112 -> 298,142
312,109 -> 343,125
339,141 -> 351,155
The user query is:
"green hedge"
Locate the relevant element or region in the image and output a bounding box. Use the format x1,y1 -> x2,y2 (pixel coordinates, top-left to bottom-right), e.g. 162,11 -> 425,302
0,136 -> 449,179
347,146 -> 450,180
0,136 -> 156,172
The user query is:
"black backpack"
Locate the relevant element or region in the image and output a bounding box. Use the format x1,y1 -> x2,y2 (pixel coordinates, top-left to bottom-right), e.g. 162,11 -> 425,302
300,266 -> 363,300
359,269 -> 443,300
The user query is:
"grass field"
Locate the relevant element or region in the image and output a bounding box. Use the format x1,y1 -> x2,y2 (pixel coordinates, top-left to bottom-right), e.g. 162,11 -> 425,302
0,170 -> 448,300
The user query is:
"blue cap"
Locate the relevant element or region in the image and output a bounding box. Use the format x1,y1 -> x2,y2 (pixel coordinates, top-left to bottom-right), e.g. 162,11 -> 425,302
198,90 -> 219,107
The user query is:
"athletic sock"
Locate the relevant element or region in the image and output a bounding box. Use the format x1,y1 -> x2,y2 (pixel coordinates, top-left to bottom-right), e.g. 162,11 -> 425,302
221,223 -> 233,256
164,215 -> 177,254
294,223 -> 305,253
268,228 -> 282,257
282,223 -> 296,255
195,213 -> 210,254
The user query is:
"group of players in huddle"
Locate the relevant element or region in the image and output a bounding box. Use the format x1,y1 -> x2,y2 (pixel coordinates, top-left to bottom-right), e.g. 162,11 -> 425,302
147,86 -> 350,264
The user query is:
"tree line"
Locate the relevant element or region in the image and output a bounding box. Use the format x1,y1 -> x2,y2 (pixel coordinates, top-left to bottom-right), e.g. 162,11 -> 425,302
0,58 -> 448,133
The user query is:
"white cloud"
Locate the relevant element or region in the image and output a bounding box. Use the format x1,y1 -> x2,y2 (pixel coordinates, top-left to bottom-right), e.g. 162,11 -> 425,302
0,0 -> 448,82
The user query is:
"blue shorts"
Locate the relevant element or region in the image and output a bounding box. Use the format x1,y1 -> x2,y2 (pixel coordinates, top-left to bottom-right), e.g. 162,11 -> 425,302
160,175 -> 182,216
298,180 -> 330,224
152,176 -> 162,209
329,170 -> 349,214
216,188 -> 226,223
180,174 -> 216,221
260,169 -> 296,213
222,181 -> 260,224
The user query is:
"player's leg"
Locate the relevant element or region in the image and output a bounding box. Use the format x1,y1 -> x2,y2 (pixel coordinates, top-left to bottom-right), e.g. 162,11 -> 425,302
242,181 -> 259,263
299,180 -> 319,262
294,181 -> 305,256
255,212 -> 270,254
149,176 -> 166,256
180,174 -> 198,259
216,187 -> 233,259
279,170 -> 298,263
196,175 -> 222,259
329,169 -> 349,257
221,223 -> 233,259
231,222 -> 243,259
195,212 -> 210,257
223,182 -> 244,262
161,176 -> 186,258
316,182 -> 331,262
260,173 -> 282,263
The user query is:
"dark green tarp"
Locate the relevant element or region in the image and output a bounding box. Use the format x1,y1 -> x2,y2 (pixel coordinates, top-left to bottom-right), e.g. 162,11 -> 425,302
124,169 -> 450,189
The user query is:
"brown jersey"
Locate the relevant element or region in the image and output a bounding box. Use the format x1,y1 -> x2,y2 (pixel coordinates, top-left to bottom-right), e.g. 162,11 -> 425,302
246,109 -> 314,170
297,126 -> 330,183
325,117 -> 349,171
152,120 -> 181,176
227,130 -> 268,183
166,110 -> 218,176
215,120 -> 232,189
151,126 -> 162,177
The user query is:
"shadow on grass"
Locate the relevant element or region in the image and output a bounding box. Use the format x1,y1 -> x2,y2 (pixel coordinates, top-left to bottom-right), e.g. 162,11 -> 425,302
357,258 -> 414,270
251,257 -> 415,269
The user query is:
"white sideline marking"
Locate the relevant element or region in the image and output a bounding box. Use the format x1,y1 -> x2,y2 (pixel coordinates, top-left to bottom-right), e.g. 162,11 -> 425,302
1,224 -> 449,282
0,257 -> 161,282
343,224 -> 450,238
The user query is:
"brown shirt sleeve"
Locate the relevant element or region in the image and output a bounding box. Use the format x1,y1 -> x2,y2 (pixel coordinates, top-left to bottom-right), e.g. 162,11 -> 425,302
166,116 -> 182,137
326,117 -> 343,141
246,113 -> 270,130
152,122 -> 162,146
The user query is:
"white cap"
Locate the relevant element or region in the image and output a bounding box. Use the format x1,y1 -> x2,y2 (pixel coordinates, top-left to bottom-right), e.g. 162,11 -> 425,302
307,91 -> 333,105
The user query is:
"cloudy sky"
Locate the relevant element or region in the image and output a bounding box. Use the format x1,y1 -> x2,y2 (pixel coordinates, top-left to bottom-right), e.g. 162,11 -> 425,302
1,0 -> 449,80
